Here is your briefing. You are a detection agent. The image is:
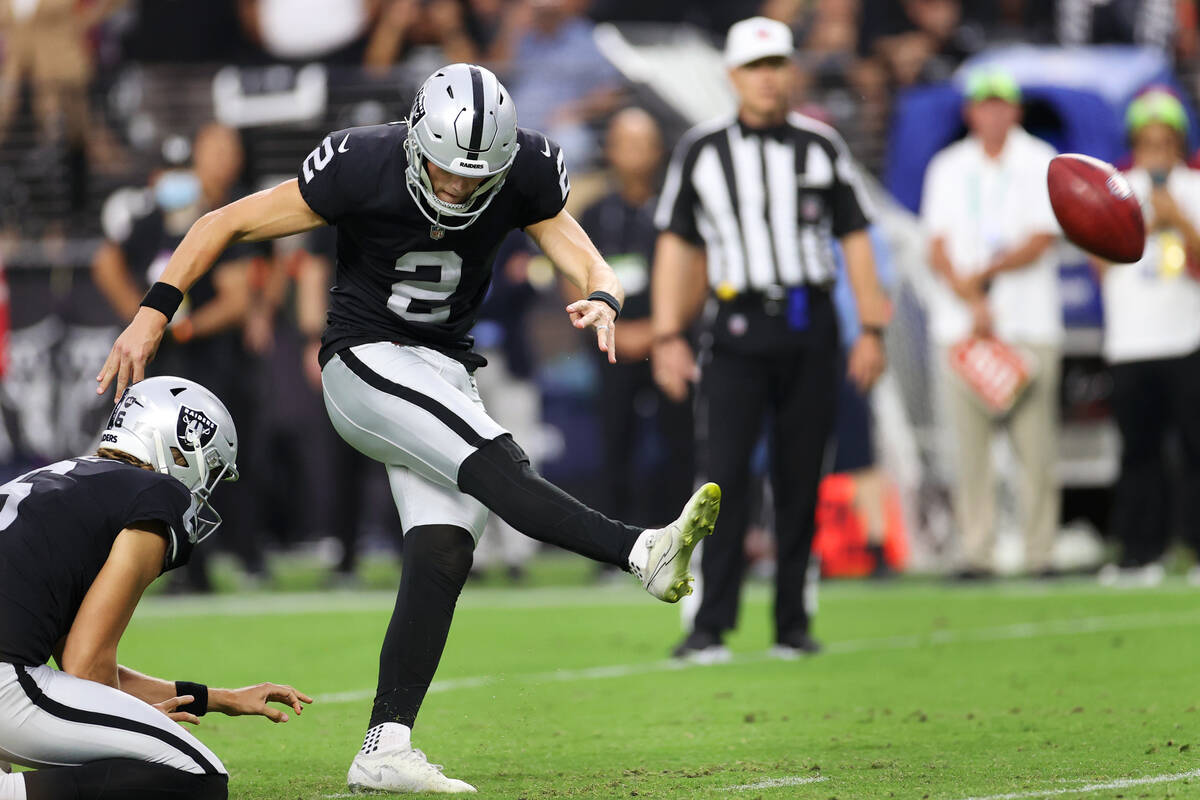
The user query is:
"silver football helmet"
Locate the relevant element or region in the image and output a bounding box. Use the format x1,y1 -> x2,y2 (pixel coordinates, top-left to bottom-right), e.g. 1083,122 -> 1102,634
404,63 -> 519,230
100,376 -> 238,545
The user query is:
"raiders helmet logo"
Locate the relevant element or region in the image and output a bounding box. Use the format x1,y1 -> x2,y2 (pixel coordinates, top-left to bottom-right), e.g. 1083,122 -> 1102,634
177,406 -> 218,452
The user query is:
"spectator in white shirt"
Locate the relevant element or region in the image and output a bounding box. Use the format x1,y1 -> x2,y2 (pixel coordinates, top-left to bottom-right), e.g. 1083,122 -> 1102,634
920,69 -> 1062,578
1097,89 -> 1200,586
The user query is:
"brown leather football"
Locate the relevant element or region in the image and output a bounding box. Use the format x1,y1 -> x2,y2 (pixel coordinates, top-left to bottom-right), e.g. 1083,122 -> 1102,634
1047,154 -> 1146,263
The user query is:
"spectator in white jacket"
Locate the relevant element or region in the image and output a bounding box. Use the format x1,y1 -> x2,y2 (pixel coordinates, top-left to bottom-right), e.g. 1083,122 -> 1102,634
920,68 -> 1062,578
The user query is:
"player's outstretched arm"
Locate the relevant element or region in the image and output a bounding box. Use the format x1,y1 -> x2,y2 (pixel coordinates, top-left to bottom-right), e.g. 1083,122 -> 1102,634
116,667 -> 313,725
526,209 -> 624,364
96,179 -> 328,400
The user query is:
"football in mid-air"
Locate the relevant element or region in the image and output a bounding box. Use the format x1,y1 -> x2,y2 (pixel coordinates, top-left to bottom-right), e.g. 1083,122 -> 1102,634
1047,153 -> 1146,263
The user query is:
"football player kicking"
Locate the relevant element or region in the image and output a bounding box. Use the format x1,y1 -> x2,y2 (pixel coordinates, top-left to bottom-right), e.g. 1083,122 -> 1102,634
98,63 -> 720,794
0,377 -> 311,800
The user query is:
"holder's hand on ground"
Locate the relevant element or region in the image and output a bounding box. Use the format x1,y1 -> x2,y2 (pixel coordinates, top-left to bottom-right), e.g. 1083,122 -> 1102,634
652,335 -> 698,402
96,307 -> 168,401
847,332 -> 886,392
566,299 -> 617,363
154,695 -> 201,726
209,683 -> 312,724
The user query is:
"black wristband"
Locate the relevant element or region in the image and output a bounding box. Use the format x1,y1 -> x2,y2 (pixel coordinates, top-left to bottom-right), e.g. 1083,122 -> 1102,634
175,681 -> 209,716
587,290 -> 621,320
141,282 -> 184,321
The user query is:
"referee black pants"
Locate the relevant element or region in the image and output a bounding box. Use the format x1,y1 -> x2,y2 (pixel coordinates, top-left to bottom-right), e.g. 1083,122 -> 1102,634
693,301 -> 839,641
1109,347 -> 1200,565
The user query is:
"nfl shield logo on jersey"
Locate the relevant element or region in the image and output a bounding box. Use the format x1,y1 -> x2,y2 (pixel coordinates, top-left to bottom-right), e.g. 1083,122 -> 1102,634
176,406 -> 218,451
430,225 -> 445,240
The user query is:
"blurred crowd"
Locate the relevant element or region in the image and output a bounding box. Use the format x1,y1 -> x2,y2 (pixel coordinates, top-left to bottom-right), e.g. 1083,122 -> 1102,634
0,0 -> 1198,591
1,0 -> 1198,233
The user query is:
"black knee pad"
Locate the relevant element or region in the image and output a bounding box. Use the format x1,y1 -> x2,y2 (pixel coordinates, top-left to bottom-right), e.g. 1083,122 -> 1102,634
459,434 -> 530,484
404,525 -> 474,584
489,434 -> 532,466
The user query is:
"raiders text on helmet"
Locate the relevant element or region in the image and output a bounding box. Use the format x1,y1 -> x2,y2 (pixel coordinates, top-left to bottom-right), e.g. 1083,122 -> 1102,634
101,376 -> 238,546
404,63 -> 519,230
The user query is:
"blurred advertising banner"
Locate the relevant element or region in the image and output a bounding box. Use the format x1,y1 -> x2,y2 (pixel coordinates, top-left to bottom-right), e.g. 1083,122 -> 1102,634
0,248 -> 119,477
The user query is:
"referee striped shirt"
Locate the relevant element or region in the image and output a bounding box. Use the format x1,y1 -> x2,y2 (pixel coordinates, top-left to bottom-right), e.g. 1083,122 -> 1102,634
655,112 -> 873,292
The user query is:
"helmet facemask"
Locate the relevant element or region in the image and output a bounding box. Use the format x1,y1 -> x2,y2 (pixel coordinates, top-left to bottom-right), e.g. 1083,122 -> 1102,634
403,131 -> 515,230
151,427 -> 238,546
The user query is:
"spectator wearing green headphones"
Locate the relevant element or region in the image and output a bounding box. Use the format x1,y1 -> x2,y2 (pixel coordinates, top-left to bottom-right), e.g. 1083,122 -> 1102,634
1096,89 -> 1200,587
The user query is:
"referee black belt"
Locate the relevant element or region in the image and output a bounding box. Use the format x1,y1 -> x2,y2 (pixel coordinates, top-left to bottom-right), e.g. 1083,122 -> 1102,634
713,285 -> 831,317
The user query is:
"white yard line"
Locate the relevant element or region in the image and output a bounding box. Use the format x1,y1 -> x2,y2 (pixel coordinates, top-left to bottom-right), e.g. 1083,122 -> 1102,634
826,608 -> 1200,654
952,767 -> 1200,800
725,775 -> 828,790
134,576 -> 1200,620
134,584 -> 667,619
314,608 -> 1200,705
319,766 -> 1198,799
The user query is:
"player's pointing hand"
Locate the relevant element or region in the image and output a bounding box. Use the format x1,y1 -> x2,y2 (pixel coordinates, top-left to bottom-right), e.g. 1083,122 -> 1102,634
97,307 -> 169,401
566,299 -> 617,364
209,683 -> 314,724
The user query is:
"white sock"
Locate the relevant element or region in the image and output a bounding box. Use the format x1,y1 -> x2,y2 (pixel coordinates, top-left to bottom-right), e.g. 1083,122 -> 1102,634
361,722 -> 412,755
0,772 -> 26,800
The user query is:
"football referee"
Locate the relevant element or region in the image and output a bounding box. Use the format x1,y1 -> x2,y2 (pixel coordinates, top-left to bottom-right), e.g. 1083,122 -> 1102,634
651,16 -> 890,659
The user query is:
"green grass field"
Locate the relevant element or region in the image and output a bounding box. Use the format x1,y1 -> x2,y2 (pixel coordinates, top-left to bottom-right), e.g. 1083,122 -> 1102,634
93,557 -> 1200,799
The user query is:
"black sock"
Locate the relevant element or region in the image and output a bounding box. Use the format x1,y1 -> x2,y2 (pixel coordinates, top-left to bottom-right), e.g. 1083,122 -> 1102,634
369,525 -> 474,731
24,759 -> 227,800
458,435 -> 644,568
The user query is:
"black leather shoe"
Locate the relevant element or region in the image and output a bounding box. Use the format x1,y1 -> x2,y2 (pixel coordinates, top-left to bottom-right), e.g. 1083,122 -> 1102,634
671,629 -> 731,663
771,630 -> 822,658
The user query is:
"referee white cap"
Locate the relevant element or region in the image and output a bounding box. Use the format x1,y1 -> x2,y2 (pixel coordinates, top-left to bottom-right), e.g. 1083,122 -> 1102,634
724,16 -> 794,68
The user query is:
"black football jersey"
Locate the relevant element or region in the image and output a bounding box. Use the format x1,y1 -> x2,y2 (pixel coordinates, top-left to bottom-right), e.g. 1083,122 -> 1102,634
296,123 -> 570,369
0,458 -> 194,667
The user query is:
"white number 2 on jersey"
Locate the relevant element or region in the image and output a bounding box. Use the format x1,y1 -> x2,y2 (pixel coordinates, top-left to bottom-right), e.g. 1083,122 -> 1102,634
301,136 -> 334,183
0,460 -> 78,531
388,251 -> 463,324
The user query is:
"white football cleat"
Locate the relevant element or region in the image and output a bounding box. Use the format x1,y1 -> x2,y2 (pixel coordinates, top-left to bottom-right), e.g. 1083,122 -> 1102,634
629,483 -> 721,603
348,723 -> 476,794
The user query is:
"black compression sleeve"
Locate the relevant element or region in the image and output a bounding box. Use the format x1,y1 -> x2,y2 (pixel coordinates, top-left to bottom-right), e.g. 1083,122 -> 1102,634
458,435 -> 642,568
370,525 -> 473,730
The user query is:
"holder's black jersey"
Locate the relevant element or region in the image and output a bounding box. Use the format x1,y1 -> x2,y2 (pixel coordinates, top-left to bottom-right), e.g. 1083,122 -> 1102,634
297,123 -> 570,370
0,458 -> 193,667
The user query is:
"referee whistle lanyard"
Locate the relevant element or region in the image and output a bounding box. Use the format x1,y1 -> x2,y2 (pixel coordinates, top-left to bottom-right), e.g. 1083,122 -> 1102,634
966,148 -> 1012,278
